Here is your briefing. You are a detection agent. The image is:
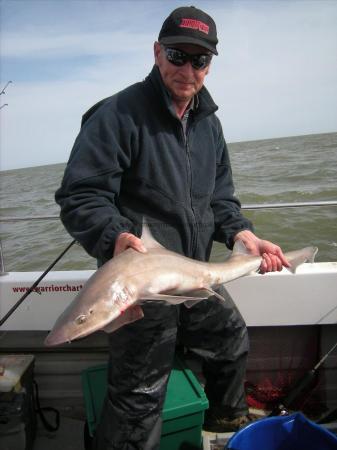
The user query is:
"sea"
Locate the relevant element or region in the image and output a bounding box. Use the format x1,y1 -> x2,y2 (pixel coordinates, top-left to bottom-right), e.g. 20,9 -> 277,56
1,132 -> 336,272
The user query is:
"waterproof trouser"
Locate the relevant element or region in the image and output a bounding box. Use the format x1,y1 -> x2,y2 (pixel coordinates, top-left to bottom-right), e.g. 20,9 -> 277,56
93,289 -> 249,450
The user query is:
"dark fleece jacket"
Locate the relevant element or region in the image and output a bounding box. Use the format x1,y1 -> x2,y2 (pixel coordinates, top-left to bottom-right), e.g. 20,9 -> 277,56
55,65 -> 253,263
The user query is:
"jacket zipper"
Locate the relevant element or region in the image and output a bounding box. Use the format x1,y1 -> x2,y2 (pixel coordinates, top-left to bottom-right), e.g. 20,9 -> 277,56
180,124 -> 198,257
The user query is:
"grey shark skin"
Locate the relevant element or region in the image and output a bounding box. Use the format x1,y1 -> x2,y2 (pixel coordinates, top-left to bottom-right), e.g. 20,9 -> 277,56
44,226 -> 318,346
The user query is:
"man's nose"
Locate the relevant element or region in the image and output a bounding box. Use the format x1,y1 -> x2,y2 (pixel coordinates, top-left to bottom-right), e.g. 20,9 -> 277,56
179,61 -> 195,76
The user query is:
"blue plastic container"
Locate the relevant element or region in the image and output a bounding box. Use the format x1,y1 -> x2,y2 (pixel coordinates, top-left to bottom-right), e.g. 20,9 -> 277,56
226,413 -> 337,450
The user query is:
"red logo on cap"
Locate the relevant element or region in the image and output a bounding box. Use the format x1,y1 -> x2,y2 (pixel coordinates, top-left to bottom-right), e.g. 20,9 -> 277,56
180,18 -> 209,35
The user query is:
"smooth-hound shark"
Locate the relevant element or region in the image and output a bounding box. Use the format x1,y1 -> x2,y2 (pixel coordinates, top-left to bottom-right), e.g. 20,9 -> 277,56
45,224 -> 317,346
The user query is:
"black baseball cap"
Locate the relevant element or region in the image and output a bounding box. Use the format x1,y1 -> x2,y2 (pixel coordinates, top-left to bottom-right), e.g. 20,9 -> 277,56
158,6 -> 218,55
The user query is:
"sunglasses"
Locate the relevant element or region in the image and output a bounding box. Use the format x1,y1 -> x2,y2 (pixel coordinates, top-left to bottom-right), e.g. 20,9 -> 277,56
163,47 -> 212,70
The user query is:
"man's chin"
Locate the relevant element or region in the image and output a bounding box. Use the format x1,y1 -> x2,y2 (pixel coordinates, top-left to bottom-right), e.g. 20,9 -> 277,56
172,90 -> 195,103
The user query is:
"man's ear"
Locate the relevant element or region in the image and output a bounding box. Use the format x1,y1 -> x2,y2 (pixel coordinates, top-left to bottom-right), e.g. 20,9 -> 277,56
205,62 -> 211,75
154,41 -> 161,65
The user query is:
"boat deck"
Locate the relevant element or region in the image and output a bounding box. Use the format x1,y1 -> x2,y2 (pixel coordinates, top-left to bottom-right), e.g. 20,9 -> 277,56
34,416 -> 84,450
1,323 -> 336,450
32,415 -> 236,450
31,414 -> 337,450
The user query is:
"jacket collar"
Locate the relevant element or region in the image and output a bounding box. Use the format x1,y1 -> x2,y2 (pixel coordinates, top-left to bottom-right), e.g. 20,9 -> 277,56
146,65 -> 218,121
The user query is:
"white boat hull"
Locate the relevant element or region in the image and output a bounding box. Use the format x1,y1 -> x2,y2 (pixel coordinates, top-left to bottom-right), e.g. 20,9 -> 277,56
0,262 -> 336,331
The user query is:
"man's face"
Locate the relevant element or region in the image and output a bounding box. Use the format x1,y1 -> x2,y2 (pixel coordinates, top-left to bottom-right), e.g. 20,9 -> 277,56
154,42 -> 211,103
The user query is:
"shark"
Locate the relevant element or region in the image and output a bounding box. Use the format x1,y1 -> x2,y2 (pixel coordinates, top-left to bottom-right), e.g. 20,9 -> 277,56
44,224 -> 318,346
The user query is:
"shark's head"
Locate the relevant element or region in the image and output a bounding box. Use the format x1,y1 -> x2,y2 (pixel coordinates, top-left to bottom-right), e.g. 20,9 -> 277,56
44,279 -> 134,346
44,300 -> 110,346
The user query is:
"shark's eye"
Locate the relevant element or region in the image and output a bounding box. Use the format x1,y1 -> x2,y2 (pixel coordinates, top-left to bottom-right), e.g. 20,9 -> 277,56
75,314 -> 87,325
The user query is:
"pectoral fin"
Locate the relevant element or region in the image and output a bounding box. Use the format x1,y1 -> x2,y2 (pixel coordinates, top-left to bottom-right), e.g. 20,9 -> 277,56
139,293 -> 203,306
139,287 -> 226,309
187,288 -> 227,303
103,305 -> 144,334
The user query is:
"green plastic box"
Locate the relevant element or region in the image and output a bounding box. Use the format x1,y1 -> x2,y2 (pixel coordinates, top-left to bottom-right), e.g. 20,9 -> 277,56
82,356 -> 209,449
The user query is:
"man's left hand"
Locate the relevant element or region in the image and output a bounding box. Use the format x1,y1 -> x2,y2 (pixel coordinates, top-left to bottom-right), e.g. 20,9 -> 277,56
234,230 -> 290,274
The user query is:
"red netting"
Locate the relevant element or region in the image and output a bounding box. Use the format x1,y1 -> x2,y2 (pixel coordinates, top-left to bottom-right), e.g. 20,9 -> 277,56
245,372 -> 295,409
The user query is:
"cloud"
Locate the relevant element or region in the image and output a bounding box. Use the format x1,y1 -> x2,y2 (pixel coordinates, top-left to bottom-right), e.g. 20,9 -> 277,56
206,1 -> 337,140
0,64 -> 154,169
1,0 -> 337,169
2,30 -> 154,59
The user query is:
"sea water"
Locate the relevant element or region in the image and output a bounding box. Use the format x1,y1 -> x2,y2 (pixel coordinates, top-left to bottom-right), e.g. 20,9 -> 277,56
1,132 -> 336,271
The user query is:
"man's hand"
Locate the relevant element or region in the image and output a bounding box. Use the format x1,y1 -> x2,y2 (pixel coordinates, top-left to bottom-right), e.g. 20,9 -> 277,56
114,232 -> 147,256
234,230 -> 290,274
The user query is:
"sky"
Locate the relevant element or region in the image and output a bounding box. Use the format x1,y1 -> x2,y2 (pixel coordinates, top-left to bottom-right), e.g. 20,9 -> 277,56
1,0 -> 337,170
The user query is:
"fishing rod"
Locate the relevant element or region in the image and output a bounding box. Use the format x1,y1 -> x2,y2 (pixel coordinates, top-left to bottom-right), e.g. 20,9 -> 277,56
269,341 -> 337,417
0,239 -> 76,327
0,80 -> 12,95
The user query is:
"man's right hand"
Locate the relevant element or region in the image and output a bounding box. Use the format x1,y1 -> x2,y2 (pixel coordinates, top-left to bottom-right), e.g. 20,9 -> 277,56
114,232 -> 147,256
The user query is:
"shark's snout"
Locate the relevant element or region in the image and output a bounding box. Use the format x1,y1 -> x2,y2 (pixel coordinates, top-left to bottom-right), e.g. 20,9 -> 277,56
44,328 -> 71,347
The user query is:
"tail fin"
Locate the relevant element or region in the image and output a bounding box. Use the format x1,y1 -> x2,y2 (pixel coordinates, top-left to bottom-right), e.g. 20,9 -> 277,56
286,246 -> 318,273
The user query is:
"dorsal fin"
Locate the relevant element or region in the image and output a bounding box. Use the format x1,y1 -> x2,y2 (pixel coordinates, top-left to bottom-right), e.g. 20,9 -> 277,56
141,219 -> 164,249
232,240 -> 250,255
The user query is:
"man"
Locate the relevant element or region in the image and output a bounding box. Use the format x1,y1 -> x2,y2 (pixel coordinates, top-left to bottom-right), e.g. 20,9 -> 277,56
56,6 -> 289,449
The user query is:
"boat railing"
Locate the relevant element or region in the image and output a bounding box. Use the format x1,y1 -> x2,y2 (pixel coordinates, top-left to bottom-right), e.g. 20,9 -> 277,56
0,240 -> 7,275
1,200 -> 336,275
0,200 -> 336,224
